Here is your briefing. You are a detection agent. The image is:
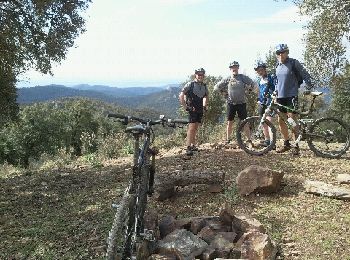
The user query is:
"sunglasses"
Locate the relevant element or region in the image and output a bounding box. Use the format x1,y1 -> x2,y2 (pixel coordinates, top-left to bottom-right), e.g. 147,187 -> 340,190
196,73 -> 205,76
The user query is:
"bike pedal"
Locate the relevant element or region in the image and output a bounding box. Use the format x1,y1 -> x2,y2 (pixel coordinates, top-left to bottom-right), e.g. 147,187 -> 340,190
140,229 -> 155,242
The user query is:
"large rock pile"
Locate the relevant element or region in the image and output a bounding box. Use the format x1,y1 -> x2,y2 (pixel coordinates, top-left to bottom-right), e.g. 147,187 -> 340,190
143,205 -> 277,260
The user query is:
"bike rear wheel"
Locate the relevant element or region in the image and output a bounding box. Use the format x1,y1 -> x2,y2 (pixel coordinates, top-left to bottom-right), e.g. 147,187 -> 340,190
236,116 -> 277,156
307,117 -> 350,158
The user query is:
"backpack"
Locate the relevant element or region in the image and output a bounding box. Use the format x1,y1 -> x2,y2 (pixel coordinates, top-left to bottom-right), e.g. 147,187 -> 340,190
290,58 -> 303,86
186,81 -> 206,111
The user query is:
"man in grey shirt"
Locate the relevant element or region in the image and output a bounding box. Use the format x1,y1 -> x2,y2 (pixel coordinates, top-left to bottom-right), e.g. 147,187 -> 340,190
214,61 -> 256,144
179,68 -> 209,156
275,43 -> 313,155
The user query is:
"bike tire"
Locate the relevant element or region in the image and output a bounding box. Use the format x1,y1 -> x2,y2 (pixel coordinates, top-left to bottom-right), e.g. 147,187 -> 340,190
307,117 -> 350,158
106,186 -> 136,260
236,116 -> 277,156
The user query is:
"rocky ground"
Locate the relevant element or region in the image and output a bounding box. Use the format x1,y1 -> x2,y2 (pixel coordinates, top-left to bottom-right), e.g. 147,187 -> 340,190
1,142 -> 349,259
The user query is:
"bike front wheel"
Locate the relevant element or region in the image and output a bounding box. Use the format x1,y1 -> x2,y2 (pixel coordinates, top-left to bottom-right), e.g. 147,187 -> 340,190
307,117 -> 350,158
236,116 -> 277,156
106,186 -> 136,260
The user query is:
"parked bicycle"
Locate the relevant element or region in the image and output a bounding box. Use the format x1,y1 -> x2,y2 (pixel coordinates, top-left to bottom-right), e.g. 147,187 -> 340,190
236,90 -> 350,158
106,113 -> 188,260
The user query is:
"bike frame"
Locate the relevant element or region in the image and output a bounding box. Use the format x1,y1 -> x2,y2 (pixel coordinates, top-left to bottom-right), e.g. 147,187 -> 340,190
259,93 -> 319,146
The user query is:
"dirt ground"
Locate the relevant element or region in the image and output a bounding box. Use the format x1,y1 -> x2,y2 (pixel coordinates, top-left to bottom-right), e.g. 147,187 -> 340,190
1,143 -> 349,259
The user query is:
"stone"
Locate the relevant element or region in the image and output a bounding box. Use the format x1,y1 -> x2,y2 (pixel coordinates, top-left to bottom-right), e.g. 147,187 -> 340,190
240,231 -> 277,260
197,226 -> 217,243
159,215 -> 176,239
236,165 -> 284,195
157,229 -> 208,260
144,209 -> 160,240
337,174 -> 350,184
304,180 -> 350,200
232,215 -> 266,239
219,203 -> 236,225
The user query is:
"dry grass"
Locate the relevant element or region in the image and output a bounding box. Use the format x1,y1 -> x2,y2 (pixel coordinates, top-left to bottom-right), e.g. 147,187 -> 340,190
0,144 -> 349,259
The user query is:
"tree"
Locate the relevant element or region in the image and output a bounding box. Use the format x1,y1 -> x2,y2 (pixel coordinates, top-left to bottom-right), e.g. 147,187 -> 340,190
0,65 -> 19,125
0,0 -> 91,124
0,0 -> 91,74
294,0 -> 350,85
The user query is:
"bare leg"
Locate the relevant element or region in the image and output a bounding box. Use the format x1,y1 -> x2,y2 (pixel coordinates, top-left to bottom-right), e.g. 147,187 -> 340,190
193,122 -> 200,146
226,120 -> 234,141
263,116 -> 273,140
278,113 -> 289,141
288,113 -> 299,140
186,123 -> 197,147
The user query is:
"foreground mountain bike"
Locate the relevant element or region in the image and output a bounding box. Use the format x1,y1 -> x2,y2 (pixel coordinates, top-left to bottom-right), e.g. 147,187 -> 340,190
236,91 -> 350,158
106,113 -> 188,260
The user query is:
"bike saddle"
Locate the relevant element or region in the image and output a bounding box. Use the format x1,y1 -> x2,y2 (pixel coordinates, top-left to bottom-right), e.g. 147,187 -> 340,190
311,91 -> 323,96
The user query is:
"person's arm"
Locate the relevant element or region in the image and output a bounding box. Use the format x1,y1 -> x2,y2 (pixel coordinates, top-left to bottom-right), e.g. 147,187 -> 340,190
213,78 -> 227,92
295,60 -> 313,89
179,82 -> 190,109
179,91 -> 187,110
203,86 -> 209,110
243,75 -> 257,91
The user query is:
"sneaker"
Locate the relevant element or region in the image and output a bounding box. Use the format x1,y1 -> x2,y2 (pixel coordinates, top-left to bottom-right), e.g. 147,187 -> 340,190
259,140 -> 270,147
291,146 -> 300,156
190,145 -> 199,152
186,147 -> 194,156
276,145 -> 291,153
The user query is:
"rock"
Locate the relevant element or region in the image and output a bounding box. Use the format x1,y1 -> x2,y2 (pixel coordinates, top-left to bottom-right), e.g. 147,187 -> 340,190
219,203 -> 236,225
190,217 -> 207,234
159,215 -> 176,239
240,231 -> 277,260
337,174 -> 350,184
144,209 -> 160,240
232,214 -> 266,239
236,165 -> 284,195
157,229 -> 208,259
304,180 -> 350,200
197,226 -> 217,243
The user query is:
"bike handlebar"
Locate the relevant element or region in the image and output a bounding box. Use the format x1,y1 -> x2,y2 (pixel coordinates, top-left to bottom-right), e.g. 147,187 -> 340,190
107,113 -> 189,127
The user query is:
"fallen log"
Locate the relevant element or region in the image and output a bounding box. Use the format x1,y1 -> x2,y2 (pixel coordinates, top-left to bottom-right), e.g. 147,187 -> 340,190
154,170 -> 225,201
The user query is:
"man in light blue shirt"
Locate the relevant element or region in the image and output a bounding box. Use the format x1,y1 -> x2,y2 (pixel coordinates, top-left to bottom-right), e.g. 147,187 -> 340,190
275,43 -> 313,155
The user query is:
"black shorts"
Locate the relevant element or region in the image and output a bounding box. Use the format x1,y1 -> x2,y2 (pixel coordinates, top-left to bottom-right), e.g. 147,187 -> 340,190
276,97 -> 298,114
258,103 -> 275,117
227,103 -> 247,121
188,111 -> 203,123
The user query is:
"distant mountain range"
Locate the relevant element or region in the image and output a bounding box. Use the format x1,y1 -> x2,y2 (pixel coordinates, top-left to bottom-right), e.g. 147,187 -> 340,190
17,83 -> 182,117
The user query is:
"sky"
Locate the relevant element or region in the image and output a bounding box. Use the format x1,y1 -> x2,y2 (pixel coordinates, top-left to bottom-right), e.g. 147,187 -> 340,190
19,0 -> 309,88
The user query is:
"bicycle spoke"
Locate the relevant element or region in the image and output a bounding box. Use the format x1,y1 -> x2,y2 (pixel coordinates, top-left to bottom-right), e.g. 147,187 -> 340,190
236,116 -> 277,156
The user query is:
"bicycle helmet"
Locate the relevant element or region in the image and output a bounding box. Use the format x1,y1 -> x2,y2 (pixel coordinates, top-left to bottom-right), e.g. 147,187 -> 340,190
254,61 -> 267,71
275,43 -> 289,54
229,61 -> 240,68
195,68 -> 205,75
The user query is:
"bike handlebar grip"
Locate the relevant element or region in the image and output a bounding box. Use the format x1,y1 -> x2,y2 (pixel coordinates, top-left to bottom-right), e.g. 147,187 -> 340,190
107,113 -> 127,119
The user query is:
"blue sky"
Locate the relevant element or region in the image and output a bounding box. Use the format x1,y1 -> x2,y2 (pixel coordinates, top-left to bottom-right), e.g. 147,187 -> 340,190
19,0 -> 308,88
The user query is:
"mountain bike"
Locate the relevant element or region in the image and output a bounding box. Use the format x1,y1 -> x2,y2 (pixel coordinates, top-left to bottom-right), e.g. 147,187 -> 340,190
106,113 -> 188,260
236,91 -> 350,158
